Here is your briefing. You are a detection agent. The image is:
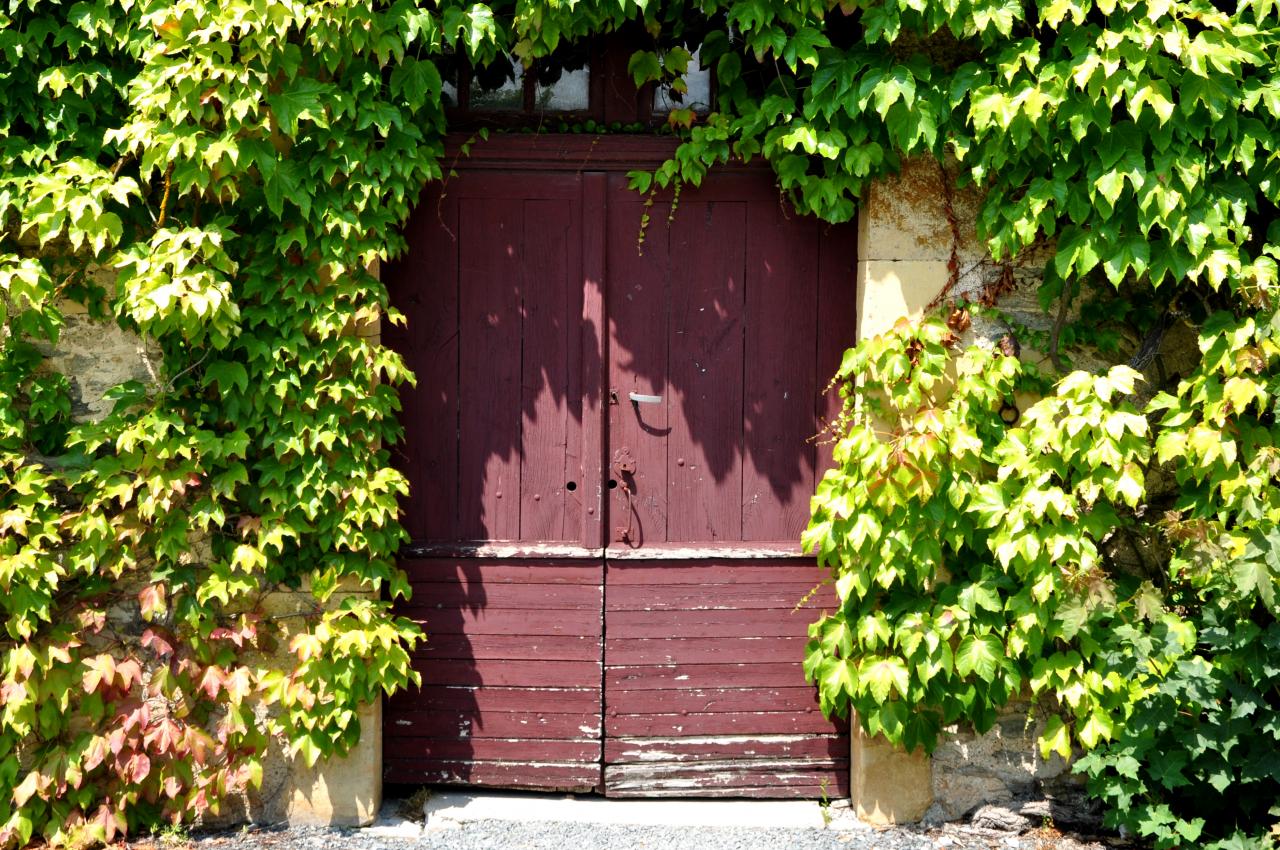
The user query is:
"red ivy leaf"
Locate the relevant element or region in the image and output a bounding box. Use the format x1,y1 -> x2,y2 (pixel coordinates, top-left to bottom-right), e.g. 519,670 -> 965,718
145,718 -> 183,754
90,803 -> 124,844
78,608 -> 107,634
141,628 -> 176,659
82,736 -> 108,772
198,665 -> 225,700
223,667 -> 252,704
82,654 -> 117,693
116,699 -> 150,734
184,727 -> 214,767
116,658 -> 143,691
126,752 -> 151,784
139,584 -> 167,621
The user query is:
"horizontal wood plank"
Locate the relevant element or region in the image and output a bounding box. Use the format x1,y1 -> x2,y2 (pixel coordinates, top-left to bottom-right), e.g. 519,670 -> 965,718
385,759 -> 601,791
604,760 -> 851,797
606,583 -> 833,612
606,710 -> 845,737
604,687 -> 821,716
605,636 -> 807,666
386,738 -> 600,762
605,734 -> 847,762
405,582 -> 601,611
606,562 -> 828,585
417,633 -> 600,662
602,784 -> 845,799
388,686 -> 599,714
404,559 -> 603,585
606,664 -> 815,691
419,659 -> 602,688
605,609 -> 813,639
415,607 -> 601,637
387,709 -> 603,740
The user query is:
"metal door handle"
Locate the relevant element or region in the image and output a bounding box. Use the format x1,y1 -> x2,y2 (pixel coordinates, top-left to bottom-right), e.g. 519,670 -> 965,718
629,393 -> 662,404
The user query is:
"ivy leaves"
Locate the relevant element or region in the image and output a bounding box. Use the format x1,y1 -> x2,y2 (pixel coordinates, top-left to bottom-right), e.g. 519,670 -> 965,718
809,295 -> 1280,845
806,318 -> 1163,762
0,0 -> 441,844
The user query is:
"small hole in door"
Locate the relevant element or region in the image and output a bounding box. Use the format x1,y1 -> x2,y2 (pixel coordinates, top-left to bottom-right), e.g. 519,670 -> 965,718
607,479 -> 618,490
565,481 -> 578,492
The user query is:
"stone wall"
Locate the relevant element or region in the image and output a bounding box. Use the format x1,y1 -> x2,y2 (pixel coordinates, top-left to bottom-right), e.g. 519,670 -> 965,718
853,158 -> 1070,827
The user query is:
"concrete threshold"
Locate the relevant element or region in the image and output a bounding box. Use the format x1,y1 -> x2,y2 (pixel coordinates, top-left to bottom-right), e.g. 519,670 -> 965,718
418,790 -> 854,831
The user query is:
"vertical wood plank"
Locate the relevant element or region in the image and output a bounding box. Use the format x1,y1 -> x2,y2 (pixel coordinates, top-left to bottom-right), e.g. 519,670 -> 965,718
606,176 -> 671,547
816,225 -> 859,481
666,199 -> 747,542
458,198 -> 523,540
520,198 -> 577,541
384,188 -> 460,541
741,200 -> 820,540
581,173 -> 608,548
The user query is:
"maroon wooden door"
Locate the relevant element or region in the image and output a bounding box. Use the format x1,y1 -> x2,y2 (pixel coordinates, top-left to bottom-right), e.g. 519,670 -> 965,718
602,172 -> 855,796
382,170 -> 608,791
384,137 -> 854,797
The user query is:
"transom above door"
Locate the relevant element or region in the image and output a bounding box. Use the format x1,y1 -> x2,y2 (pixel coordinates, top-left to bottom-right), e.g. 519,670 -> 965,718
383,135 -> 857,797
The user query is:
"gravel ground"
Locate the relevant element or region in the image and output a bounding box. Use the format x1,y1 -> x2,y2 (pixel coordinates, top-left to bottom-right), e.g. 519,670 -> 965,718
123,813 -> 1126,850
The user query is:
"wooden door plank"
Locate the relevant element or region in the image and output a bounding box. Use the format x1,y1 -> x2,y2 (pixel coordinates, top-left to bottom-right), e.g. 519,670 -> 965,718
605,764 -> 850,798
603,686 -> 823,715
424,659 -> 603,688
605,609 -> 821,639
604,735 -> 847,762
606,560 -> 829,585
665,199 -> 747,542
601,555 -> 850,799
606,181 -> 671,546
385,739 -> 601,762
385,760 -> 601,791
390,686 -> 600,714
816,224 -> 858,481
457,197 -> 524,540
605,636 -> 810,666
520,198 -> 580,541
580,173 -> 608,548
407,581 -> 602,610
416,633 -> 603,662
606,583 -> 833,611
605,663 -> 817,691
392,555 -> 603,792
404,559 -> 603,585
412,607 -> 605,637
384,188 -> 460,540
606,711 -> 844,737
741,200 -> 820,540
388,709 -> 603,740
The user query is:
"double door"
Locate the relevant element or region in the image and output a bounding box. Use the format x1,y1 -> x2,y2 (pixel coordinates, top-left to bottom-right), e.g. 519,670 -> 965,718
382,140 -> 856,797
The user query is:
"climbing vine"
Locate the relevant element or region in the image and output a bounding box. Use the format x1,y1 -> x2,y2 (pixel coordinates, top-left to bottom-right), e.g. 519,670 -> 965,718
1,0 -> 1278,847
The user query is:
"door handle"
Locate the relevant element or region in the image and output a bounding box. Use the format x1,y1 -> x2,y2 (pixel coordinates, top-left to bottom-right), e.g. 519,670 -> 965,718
629,392 -> 662,404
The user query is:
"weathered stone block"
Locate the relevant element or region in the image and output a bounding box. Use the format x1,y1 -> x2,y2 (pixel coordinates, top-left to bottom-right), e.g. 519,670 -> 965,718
851,727 -> 934,824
